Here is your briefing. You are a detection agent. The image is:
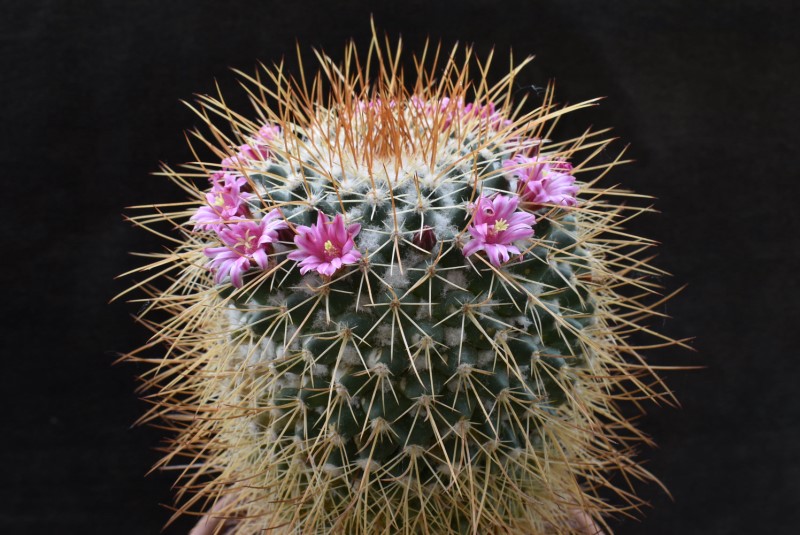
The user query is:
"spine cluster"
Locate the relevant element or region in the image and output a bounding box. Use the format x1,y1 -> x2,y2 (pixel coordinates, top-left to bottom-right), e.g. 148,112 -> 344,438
124,36 -> 679,535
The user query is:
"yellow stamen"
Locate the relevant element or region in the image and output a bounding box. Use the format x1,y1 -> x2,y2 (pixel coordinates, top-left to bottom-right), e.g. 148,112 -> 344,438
493,218 -> 509,232
213,194 -> 225,207
324,240 -> 338,255
237,233 -> 256,250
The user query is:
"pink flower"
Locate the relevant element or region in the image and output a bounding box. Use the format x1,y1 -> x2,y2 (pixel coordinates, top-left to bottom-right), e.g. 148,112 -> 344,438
209,171 -> 249,191
463,101 -> 512,129
221,125 -> 280,170
192,172 -> 252,231
437,97 -> 459,128
503,154 -> 579,207
204,210 -> 288,287
257,124 -> 281,142
410,96 -> 461,128
410,97 -> 510,130
221,143 -> 269,170
287,213 -> 361,277
462,194 -> 536,267
357,98 -> 398,112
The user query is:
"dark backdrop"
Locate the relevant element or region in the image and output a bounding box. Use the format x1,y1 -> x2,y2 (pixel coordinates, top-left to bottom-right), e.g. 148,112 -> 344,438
2,1 -> 798,533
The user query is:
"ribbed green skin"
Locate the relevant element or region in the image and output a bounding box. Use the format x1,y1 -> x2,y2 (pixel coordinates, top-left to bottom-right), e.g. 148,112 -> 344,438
124,35 -> 680,534
218,134 -> 596,520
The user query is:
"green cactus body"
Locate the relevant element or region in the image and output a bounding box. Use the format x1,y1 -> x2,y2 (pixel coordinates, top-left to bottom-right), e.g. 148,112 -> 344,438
125,34 -> 678,535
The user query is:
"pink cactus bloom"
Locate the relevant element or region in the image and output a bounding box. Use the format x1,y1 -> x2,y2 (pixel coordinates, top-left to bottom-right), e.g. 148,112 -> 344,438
222,141 -> 270,170
357,98 -> 398,112
440,97 -> 461,128
463,101 -> 512,129
204,210 -> 288,288
221,124 -> 279,169
410,97 -> 509,130
462,194 -> 536,267
287,213 -> 362,277
503,154 -> 579,207
192,172 -> 252,231
409,96 -> 461,128
209,170 -> 249,191
408,95 -> 426,110
257,124 -> 281,142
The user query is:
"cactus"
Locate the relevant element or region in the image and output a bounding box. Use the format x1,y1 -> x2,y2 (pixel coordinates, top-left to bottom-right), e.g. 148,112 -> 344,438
123,32 -> 681,535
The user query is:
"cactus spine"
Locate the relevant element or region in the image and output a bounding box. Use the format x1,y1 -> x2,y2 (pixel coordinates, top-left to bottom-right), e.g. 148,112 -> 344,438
124,32 -> 680,534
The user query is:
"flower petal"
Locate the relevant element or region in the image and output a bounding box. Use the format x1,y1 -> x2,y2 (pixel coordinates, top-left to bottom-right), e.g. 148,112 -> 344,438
462,238 -> 483,258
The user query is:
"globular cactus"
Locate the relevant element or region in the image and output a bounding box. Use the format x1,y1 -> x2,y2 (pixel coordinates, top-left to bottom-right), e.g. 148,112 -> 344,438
124,32 -> 681,535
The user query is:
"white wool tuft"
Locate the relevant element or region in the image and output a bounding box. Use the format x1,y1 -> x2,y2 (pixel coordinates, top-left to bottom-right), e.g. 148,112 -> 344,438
346,205 -> 364,223
444,327 -> 463,348
479,148 -> 494,160
515,315 -> 533,329
412,353 -> 431,371
312,363 -> 329,377
339,346 -> 361,366
338,174 -> 361,194
477,350 -> 495,367
381,267 -> 409,290
444,269 -> 467,289
266,290 -> 286,307
284,171 -> 305,191
366,348 -> 383,368
357,227 -> 386,253
259,338 -> 277,361
365,187 -> 387,206
374,324 -> 394,346
225,305 -> 245,328
430,211 -> 455,237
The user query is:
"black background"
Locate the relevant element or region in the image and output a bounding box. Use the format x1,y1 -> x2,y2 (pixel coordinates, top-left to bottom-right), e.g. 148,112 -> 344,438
3,1 -> 798,533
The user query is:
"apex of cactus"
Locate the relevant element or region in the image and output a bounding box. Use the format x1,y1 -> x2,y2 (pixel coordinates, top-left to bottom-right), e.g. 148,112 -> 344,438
122,27 -> 683,535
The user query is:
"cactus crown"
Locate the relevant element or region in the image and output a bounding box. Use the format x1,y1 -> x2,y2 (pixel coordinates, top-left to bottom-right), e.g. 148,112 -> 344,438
124,29 -> 681,535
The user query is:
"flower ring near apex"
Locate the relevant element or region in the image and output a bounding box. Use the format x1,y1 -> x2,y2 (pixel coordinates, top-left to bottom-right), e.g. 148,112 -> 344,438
503,154 -> 579,207
288,213 -> 361,277
203,210 -> 287,288
462,194 -> 536,267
